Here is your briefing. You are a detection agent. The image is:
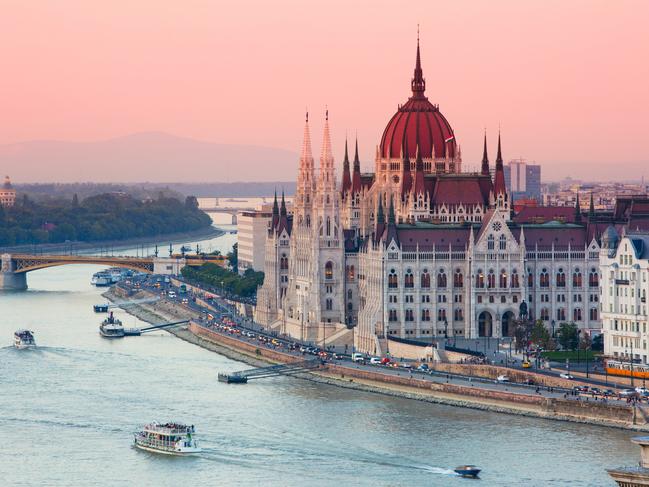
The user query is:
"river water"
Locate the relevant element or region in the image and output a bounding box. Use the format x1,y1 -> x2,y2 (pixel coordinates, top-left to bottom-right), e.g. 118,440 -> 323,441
0,217 -> 638,486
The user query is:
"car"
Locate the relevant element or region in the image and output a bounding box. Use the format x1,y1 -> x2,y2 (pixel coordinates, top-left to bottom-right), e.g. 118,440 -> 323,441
181,298 -> 189,304
620,389 -> 637,397
496,375 -> 509,383
167,291 -> 176,298
522,360 -> 532,369
380,357 -> 391,365
332,353 -> 343,360
574,385 -> 589,393
635,387 -> 649,395
590,387 -> 602,395
417,363 -> 429,371
369,357 -> 382,365
559,373 -> 574,380
400,363 -> 413,369
351,353 -> 366,363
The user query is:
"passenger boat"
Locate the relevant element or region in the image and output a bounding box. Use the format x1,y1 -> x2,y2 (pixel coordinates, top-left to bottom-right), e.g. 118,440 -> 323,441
99,312 -> 124,338
454,465 -> 481,478
91,272 -> 112,287
133,422 -> 201,455
14,329 -> 36,349
93,304 -> 109,313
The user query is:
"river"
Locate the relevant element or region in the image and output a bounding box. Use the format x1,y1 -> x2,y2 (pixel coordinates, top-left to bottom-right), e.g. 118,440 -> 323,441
0,216 -> 638,486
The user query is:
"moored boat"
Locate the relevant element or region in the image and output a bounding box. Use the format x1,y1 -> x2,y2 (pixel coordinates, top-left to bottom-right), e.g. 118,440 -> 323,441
99,312 -> 124,338
134,422 -> 201,455
14,329 -> 36,349
91,272 -> 112,287
93,304 -> 109,313
454,465 -> 481,478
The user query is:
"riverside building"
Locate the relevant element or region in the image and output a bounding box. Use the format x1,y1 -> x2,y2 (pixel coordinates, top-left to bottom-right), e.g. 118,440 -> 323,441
255,40 -> 629,356
0,176 -> 16,207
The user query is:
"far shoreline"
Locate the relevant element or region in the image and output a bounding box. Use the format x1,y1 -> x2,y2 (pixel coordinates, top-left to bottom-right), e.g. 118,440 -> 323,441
0,225 -> 227,255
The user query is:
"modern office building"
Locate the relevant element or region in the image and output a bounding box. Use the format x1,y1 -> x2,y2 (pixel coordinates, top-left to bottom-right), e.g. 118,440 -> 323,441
237,209 -> 273,273
504,159 -> 541,203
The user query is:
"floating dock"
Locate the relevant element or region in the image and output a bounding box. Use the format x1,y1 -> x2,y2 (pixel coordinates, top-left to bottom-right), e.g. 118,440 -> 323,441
218,359 -> 323,384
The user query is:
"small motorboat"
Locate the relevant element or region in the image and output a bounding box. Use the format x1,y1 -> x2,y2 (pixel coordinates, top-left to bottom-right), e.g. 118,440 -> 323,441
14,329 -> 36,349
93,304 -> 109,313
454,465 -> 481,478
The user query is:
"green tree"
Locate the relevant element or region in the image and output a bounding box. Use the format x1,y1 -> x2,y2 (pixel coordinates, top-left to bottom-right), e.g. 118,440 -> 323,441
530,320 -> 551,349
227,243 -> 238,273
512,319 -> 535,353
185,195 -> 199,209
557,322 -> 579,350
579,332 -> 592,351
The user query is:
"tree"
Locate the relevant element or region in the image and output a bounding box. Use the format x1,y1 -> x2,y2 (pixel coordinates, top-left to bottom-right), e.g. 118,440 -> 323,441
227,243 -> 238,273
512,319 -> 535,354
530,320 -> 551,349
557,322 -> 579,350
579,332 -> 592,351
591,334 -> 604,352
185,195 -> 199,209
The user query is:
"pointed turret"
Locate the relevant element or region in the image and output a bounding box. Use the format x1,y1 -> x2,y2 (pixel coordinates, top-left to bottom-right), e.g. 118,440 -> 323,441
375,196 -> 386,242
351,137 -> 362,193
341,138 -> 352,197
575,193 -> 582,223
295,111 -> 315,224
271,190 -> 279,230
318,109 -> 335,190
280,190 -> 287,217
385,195 -> 399,245
493,132 -> 507,197
377,196 -> 385,224
589,192 -> 596,217
413,140 -> 426,196
388,196 -> 396,224
400,138 -> 412,197
411,31 -> 426,98
481,132 -> 490,176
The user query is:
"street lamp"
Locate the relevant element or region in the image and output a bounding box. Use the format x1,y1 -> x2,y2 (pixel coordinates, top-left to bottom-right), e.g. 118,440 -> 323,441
551,320 -> 556,338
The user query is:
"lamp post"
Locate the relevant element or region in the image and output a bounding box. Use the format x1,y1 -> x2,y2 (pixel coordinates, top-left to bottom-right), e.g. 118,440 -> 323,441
551,320 -> 556,338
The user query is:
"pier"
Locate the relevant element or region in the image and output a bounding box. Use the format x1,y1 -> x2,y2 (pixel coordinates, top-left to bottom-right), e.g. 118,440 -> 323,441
218,359 -> 323,384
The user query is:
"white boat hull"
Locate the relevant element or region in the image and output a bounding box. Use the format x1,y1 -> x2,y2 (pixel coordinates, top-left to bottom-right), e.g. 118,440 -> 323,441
134,441 -> 202,456
14,341 -> 36,349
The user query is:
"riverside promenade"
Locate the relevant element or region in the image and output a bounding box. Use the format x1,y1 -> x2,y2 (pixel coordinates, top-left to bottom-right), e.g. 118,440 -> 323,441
105,281 -> 649,432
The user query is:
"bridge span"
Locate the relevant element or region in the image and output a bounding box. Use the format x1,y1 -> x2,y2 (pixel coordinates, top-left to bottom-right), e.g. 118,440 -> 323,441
0,253 -> 225,290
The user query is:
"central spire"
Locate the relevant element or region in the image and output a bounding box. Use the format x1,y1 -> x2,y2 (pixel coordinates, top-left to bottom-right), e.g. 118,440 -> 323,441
481,131 -> 490,176
411,30 -> 426,97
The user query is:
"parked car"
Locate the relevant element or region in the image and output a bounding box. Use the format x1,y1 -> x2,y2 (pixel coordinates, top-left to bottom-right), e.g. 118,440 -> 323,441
496,375 -> 509,383
620,389 -> 637,397
522,360 -> 532,368
400,363 -> 413,369
635,387 -> 649,395
417,363 -> 429,372
369,357 -> 382,365
559,373 -> 574,380
380,357 -> 391,365
351,353 -> 366,363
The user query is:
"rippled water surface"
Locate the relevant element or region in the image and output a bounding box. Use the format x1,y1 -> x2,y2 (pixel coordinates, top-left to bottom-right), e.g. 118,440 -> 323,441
0,224 -> 637,486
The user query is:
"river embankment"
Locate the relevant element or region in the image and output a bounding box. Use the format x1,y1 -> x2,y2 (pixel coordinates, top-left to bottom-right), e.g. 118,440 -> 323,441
103,286 -> 649,432
0,225 -> 224,255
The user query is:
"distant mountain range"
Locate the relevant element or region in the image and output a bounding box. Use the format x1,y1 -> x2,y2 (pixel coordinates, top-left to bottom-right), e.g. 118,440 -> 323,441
0,132 -> 298,183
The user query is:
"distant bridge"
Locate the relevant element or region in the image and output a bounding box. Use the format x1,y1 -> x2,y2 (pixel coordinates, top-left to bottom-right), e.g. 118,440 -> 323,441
0,253 -> 226,290
198,198 -> 259,224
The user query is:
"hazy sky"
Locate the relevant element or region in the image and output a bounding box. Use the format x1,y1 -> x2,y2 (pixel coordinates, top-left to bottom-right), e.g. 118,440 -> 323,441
0,0 -> 648,180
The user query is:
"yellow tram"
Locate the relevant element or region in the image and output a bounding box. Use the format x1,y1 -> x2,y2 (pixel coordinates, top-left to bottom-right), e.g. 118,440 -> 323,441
606,360 -> 649,379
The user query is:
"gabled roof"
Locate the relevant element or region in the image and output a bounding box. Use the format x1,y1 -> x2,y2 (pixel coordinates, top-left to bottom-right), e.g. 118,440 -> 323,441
431,174 -> 492,206
514,206 -> 578,224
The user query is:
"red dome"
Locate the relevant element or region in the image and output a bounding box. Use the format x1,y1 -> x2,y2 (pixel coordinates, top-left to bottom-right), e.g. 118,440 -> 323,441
379,42 -> 457,161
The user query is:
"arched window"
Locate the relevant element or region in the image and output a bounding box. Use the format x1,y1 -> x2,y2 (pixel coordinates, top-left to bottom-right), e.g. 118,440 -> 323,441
326,217 -> 331,236
589,307 -> 598,321
556,308 -> 566,321
487,234 -> 495,250
347,290 -> 352,300
487,269 -> 496,289
405,270 -> 414,288
454,269 -> 463,288
454,308 -> 464,321
511,269 -> 519,288
388,269 -> 398,289
421,270 -> 430,288
499,269 -> 508,288
437,308 -> 447,321
589,268 -> 599,287
573,269 -> 582,287
388,309 -> 398,322
437,270 -> 447,288
421,309 -> 430,321
556,268 -> 566,287
325,261 -> 333,280
528,270 -> 534,288
540,269 -> 549,287
280,254 -> 288,270
540,308 -> 549,321
476,269 -> 484,288
573,308 -> 582,321
499,234 -> 507,250
346,265 -> 355,280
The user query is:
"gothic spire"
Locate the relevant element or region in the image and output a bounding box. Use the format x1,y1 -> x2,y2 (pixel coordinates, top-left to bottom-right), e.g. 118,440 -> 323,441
341,137 -> 351,196
481,131 -> 490,176
280,190 -> 287,216
589,192 -> 595,217
411,29 -> 426,97
493,131 -> 507,196
575,193 -> 582,223
377,196 -> 385,224
388,195 -> 396,224
352,136 -> 362,194
272,190 -> 279,215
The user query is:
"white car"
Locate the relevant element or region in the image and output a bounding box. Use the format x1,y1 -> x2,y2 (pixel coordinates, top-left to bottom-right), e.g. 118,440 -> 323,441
369,357 -> 382,365
496,375 -> 509,383
620,389 -> 637,397
635,387 -> 649,395
559,373 -> 574,380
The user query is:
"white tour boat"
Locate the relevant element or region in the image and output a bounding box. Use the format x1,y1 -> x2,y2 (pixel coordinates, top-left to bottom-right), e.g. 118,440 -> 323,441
14,329 -> 36,349
99,312 -> 124,338
133,422 -> 201,455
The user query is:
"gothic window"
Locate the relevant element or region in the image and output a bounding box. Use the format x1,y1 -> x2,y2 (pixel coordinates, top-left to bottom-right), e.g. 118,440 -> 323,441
437,270 -> 447,288
556,308 -> 566,321
487,234 -> 495,250
347,265 -> 355,280
326,298 -> 333,311
511,269 -> 519,288
499,234 -> 507,250
487,269 -> 496,289
306,215 -> 311,227
476,269 -> 484,288
325,261 -> 333,280
437,308 -> 447,322
540,269 -> 549,287
454,269 -> 463,288
421,309 -> 431,321
405,270 -> 414,288
528,270 -> 534,288
499,269 -> 508,288
421,270 -> 431,288
589,268 -> 599,287
347,290 -> 352,300
540,308 -> 550,321
405,309 -> 414,322
389,309 -> 398,322
590,308 -> 598,321
454,308 -> 464,321
388,269 -> 398,289
573,308 -> 582,321
573,269 -> 582,287
280,255 -> 288,270
326,217 -> 331,236
556,268 -> 566,287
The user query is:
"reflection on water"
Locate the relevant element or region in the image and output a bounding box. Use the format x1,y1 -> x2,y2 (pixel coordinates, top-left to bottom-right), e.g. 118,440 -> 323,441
0,226 -> 635,486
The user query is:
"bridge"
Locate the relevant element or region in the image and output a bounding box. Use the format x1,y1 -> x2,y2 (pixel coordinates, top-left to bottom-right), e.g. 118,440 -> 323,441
198,198 -> 258,224
0,253 -> 226,290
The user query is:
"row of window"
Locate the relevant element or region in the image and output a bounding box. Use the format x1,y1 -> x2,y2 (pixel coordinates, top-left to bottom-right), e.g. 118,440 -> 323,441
389,308 -> 460,322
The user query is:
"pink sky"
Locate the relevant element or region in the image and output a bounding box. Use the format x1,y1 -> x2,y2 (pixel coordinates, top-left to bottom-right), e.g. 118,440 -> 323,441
0,0 -> 648,181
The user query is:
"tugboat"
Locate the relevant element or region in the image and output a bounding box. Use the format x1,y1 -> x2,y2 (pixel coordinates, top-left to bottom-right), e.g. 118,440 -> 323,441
14,329 -> 36,349
454,465 -> 481,478
99,312 -> 124,338
134,422 -> 201,455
